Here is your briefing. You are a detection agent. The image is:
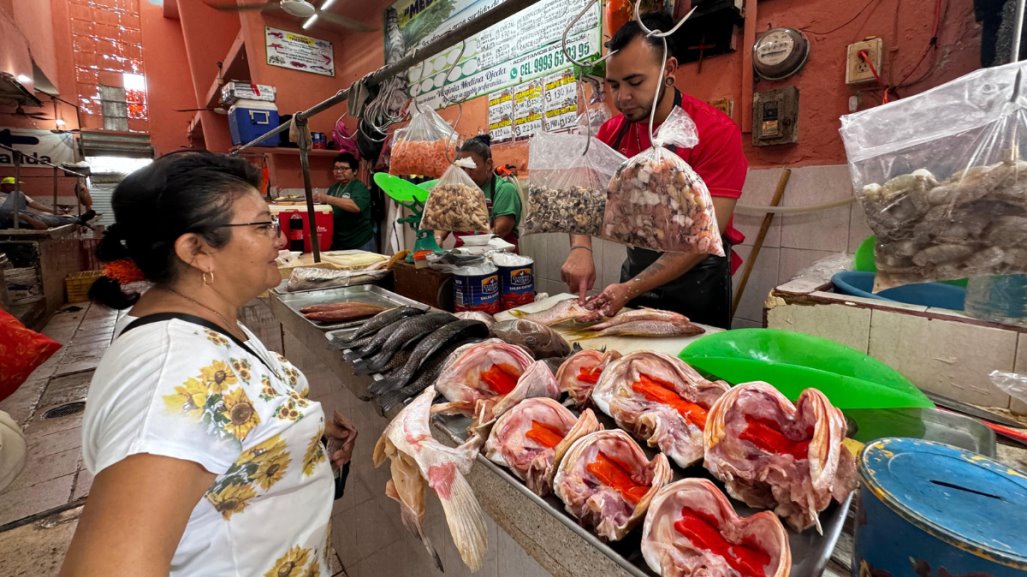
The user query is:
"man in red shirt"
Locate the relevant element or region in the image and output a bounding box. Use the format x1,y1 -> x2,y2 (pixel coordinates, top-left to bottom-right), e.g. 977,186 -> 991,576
561,12 -> 747,329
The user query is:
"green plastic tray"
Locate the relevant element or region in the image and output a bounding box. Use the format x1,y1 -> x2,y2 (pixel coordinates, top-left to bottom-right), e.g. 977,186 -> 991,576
373,172 -> 429,203
680,329 -> 933,410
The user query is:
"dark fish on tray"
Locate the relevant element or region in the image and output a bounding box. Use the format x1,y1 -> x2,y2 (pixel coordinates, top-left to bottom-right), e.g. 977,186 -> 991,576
351,312 -> 456,372
491,319 -> 571,359
345,310 -> 438,360
375,338 -> 479,415
336,306 -> 424,346
355,349 -> 415,400
302,303 -> 387,323
368,320 -> 490,398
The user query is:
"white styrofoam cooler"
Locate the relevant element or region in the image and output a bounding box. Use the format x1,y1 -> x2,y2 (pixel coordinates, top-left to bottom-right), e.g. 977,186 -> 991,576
221,82 -> 276,105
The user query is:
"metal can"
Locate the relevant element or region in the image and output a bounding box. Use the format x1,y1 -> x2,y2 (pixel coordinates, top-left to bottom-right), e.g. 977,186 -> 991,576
311,131 -> 327,149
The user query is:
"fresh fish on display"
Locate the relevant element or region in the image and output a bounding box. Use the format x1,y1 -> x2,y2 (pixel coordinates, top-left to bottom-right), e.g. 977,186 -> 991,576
432,339 -> 535,416
374,337 -> 479,415
641,478 -> 791,577
509,298 -> 603,327
346,311 -> 453,362
490,319 -> 571,359
555,349 -> 622,407
286,267 -> 389,291
469,360 -> 561,439
484,398 -> 601,496
301,302 -> 387,323
372,386 -> 488,572
367,320 -> 490,398
591,352 -> 729,469
336,306 -> 425,347
577,319 -> 705,339
704,382 -> 858,533
455,311 -> 496,326
353,312 -> 457,374
586,308 -> 697,331
553,429 -> 672,542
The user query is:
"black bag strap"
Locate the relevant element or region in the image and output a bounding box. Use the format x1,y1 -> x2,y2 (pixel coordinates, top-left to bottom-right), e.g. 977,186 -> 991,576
120,312 -> 276,374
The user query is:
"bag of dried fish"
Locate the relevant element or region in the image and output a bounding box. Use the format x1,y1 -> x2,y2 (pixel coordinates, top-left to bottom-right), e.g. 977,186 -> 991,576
389,106 -> 458,179
840,61 -> 1027,290
419,158 -> 491,233
523,132 -> 625,236
601,106 -> 725,256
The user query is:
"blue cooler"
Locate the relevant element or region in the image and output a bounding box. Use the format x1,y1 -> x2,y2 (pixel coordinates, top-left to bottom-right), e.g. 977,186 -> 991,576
228,99 -> 279,147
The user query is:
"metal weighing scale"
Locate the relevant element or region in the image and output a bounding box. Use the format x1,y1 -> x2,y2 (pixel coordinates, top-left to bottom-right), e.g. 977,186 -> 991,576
373,172 -> 443,262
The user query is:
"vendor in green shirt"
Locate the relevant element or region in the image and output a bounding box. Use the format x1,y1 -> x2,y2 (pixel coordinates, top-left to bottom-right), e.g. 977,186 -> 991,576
455,134 -> 522,250
313,153 -> 377,252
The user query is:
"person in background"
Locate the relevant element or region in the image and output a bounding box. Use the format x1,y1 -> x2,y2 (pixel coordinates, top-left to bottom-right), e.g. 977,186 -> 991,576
560,12 -> 747,329
313,152 -> 376,252
455,134 -> 522,249
0,177 -> 95,229
61,152 -> 357,576
74,176 -> 93,213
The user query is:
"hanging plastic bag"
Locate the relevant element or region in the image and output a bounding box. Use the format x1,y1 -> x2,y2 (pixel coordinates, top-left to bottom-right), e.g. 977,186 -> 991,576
524,132 -> 625,236
601,106 -> 724,256
840,60 -> 1027,291
331,115 -> 360,160
420,157 -> 491,233
389,106 -> 458,179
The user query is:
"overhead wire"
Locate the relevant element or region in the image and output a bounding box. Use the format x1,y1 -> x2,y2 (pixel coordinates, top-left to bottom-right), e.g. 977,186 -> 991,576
799,0 -> 882,36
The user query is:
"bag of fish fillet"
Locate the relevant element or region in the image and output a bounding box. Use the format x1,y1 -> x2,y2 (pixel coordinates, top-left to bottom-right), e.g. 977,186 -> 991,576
840,60 -> 1027,291
524,131 -> 625,236
389,106 -> 458,179
420,157 -> 491,233
601,106 -> 725,256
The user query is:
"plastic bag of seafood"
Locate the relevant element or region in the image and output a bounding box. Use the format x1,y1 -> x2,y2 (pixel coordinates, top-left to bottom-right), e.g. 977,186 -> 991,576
601,106 -> 724,256
523,132 -> 625,236
419,158 -> 491,233
840,60 -> 1027,291
389,106 -> 458,179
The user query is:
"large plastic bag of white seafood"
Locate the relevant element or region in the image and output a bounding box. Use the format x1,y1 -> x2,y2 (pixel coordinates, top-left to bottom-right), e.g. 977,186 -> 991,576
389,106 -> 459,179
523,132 -> 625,236
600,106 -> 724,256
419,157 -> 491,233
840,60 -> 1027,291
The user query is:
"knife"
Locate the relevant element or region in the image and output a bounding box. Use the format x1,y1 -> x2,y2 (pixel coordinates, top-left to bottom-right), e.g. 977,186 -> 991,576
924,392 -> 1025,429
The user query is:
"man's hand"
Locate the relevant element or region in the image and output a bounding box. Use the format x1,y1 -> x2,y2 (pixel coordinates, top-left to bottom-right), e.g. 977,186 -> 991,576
312,192 -> 327,204
585,282 -> 632,316
561,248 -> 596,303
324,410 -> 358,470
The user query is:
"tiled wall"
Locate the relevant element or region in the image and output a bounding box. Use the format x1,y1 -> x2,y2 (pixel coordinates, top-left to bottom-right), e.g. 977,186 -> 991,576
519,164 -> 870,329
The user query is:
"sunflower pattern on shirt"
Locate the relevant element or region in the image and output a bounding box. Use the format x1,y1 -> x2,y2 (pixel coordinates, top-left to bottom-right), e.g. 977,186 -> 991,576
206,434 -> 291,519
264,545 -> 313,577
162,358 -> 260,446
302,433 -> 327,477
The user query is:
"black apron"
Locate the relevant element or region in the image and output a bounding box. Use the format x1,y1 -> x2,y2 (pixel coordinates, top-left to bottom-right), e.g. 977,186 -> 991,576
611,92 -> 733,329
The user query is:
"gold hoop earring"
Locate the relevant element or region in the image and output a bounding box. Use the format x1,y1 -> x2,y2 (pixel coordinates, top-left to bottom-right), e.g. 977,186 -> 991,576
202,270 -> 214,286
665,77 -> 674,87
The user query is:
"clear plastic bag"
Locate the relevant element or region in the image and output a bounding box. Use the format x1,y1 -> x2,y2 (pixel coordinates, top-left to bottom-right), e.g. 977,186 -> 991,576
840,60 -> 1027,291
523,132 -> 625,236
419,158 -> 491,233
601,106 -> 724,256
389,106 -> 458,179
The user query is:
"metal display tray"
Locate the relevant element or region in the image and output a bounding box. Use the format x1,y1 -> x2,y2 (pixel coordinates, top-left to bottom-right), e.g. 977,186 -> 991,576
276,285 -> 429,331
432,411 -> 852,577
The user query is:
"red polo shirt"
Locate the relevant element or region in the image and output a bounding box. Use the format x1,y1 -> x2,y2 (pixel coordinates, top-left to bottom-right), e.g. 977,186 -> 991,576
596,92 -> 747,271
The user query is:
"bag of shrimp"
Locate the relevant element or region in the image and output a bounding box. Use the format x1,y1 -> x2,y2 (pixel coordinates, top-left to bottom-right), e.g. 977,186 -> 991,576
419,157 -> 491,233
601,106 -> 724,256
524,131 -> 625,236
389,106 -> 458,179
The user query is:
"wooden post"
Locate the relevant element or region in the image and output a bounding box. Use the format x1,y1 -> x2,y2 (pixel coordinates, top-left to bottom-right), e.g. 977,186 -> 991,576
731,168 -> 791,319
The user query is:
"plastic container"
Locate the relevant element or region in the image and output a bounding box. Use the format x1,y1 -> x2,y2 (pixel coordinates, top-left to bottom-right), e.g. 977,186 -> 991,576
221,82 -> 276,105
66,270 -> 103,303
269,204 -> 333,253
855,438 -> 1027,577
964,274 -> 1027,327
831,271 -> 966,310
228,99 -> 279,147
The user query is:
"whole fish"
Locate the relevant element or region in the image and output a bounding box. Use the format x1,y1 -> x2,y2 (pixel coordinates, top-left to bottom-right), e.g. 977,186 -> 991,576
509,298 -> 602,327
372,385 -> 487,573
578,319 -> 705,339
369,320 -> 490,398
345,311 -> 448,361
454,311 -> 496,326
490,319 -> 571,359
338,306 -> 425,345
353,312 -> 456,373
432,340 -> 536,417
302,303 -> 386,323
586,308 -> 693,331
374,337 -> 481,415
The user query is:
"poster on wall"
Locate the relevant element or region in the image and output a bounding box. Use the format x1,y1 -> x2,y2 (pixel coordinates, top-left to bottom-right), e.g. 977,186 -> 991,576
0,128 -> 79,168
542,71 -> 577,133
487,89 -> 514,142
384,0 -> 601,109
265,26 -> 335,76
513,80 -> 543,139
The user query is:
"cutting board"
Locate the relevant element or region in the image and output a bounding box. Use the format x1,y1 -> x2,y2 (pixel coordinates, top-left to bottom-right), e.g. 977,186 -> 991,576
495,293 -> 721,356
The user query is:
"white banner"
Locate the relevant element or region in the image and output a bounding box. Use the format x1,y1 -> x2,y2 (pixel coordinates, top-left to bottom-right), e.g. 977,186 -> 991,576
265,27 -> 335,77
0,128 -> 78,168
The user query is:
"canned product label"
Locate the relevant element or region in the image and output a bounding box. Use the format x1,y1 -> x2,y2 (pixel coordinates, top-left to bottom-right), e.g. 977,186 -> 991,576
455,272 -> 500,314
499,264 -> 535,311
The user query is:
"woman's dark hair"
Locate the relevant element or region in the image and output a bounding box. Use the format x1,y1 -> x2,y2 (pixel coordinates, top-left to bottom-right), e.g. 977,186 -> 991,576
333,152 -> 358,170
606,11 -> 679,60
89,151 -> 261,309
459,134 -> 492,161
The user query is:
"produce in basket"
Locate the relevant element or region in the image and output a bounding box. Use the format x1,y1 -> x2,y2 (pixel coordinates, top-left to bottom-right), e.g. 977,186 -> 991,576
602,106 -> 724,256
419,159 -> 491,233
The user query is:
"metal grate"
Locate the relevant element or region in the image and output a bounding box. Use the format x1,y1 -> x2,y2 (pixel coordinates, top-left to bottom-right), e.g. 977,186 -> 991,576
42,401 -> 86,419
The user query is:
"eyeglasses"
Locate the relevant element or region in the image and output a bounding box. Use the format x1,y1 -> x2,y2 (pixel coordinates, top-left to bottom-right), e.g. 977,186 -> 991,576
333,166 -> 353,172
212,215 -> 281,238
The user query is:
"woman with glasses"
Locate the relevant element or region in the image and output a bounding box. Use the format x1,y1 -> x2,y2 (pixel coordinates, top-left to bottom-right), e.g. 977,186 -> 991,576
61,152 -> 357,577
313,152 -> 376,252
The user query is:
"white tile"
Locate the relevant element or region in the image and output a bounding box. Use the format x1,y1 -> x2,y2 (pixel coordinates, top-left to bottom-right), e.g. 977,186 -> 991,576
765,302 -> 871,353
778,248 -> 842,286
349,534 -> 445,577
1012,335 -> 1027,415
601,240 -> 627,289
733,210 -> 782,249
848,201 -> 874,254
732,246 -> 780,325
868,310 -> 1017,407
778,165 -> 854,252
740,167 -> 788,205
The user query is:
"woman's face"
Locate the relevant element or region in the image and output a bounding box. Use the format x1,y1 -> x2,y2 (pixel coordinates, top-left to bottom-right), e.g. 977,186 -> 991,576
458,151 -> 492,188
210,189 -> 287,301
333,161 -> 354,184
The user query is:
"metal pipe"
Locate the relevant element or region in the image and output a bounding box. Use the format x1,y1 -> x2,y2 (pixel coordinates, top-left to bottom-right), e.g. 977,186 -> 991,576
232,0 -> 545,153
52,165 -> 58,217
1014,0 -> 1026,63
12,152 -> 20,230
